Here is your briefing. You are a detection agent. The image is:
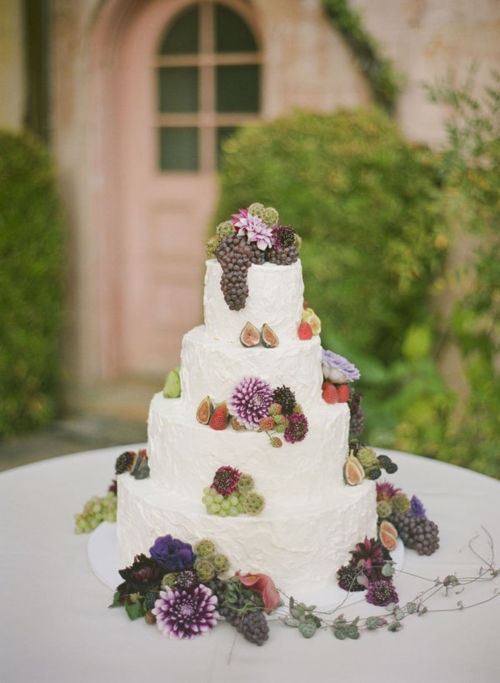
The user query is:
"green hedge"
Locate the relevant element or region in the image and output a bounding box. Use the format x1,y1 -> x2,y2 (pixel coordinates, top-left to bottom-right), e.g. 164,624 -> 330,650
0,129 -> 66,436
215,108 -> 445,364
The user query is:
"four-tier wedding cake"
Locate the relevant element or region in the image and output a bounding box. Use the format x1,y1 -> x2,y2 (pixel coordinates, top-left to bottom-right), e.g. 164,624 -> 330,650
116,203 -> 378,595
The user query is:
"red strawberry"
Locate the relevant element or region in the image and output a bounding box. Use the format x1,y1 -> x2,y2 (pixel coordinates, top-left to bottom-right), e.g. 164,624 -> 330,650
322,381 -> 338,404
298,321 -> 313,340
209,402 -> 228,430
337,384 -> 350,402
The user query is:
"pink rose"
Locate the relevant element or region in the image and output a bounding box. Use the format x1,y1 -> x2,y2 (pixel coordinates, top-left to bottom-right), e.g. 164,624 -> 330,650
237,572 -> 281,613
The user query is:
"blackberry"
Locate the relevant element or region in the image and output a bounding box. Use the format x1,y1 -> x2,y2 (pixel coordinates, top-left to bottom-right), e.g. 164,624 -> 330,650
390,510 -> 439,555
272,385 -> 296,415
115,451 -> 135,474
367,467 -> 382,480
175,569 -> 199,591
238,611 -> 269,646
266,245 -> 299,265
273,225 -> 296,248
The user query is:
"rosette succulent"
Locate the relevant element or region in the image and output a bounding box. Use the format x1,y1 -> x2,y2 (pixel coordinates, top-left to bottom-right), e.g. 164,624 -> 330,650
152,585 -> 218,639
149,534 -> 195,572
231,208 -> 274,250
321,349 -> 360,383
230,377 -> 274,430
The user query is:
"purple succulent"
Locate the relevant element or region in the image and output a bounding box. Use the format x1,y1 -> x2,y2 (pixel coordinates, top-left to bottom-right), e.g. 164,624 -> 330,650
231,209 -> 274,250
321,348 -> 360,383
365,579 -> 399,607
284,412 -> 308,444
152,585 -> 218,639
149,535 -> 195,572
229,377 -> 274,430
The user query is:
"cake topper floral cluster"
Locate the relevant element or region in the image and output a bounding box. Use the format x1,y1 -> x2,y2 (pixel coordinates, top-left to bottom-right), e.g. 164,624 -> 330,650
206,202 -> 301,311
196,377 -> 308,448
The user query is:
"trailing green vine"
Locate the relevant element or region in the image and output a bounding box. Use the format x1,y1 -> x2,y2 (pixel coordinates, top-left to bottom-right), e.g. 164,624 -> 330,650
322,0 -> 401,113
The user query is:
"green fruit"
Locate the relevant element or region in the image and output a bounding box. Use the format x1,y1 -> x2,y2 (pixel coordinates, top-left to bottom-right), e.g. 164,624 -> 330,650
240,321 -> 261,347
260,323 -> 279,348
163,367 -> 181,398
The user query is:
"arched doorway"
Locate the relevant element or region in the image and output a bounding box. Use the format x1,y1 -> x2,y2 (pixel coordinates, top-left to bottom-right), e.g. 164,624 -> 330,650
90,0 -> 261,382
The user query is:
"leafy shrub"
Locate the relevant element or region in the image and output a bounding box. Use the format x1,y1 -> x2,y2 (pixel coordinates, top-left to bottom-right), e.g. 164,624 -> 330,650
0,129 -> 66,436
216,109 -> 444,346
214,103 -> 499,478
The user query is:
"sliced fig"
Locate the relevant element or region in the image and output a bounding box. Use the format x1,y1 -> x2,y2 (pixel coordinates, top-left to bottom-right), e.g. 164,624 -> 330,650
196,396 -> 214,424
260,323 -> 279,348
343,455 -> 365,486
240,321 -> 260,347
379,520 -> 398,551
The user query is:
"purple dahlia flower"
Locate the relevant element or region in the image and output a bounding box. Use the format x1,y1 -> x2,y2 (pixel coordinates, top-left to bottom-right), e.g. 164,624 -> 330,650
149,534 -> 195,572
321,348 -> 360,383
230,377 -> 273,430
152,585 -> 218,640
365,579 -> 399,607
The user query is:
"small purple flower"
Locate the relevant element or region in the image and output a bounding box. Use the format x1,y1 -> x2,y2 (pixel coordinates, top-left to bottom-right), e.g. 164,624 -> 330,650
230,377 -> 274,430
152,585 -> 218,639
149,534 -> 195,572
211,465 -> 241,496
410,495 -> 426,518
321,348 -> 360,383
231,209 -> 274,250
365,579 -> 399,607
284,412 -> 308,444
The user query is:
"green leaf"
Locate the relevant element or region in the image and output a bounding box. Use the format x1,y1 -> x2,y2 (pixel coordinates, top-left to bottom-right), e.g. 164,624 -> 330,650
125,600 -> 145,621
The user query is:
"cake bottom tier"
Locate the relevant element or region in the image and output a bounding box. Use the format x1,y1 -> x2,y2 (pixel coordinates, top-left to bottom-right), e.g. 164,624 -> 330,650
117,474 -> 377,595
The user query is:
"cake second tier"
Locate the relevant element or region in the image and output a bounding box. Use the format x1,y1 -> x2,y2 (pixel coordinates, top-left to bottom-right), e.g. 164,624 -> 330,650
179,326 -> 323,413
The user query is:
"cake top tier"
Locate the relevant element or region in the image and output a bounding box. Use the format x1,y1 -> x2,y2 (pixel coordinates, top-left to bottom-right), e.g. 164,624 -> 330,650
203,259 -> 304,341
204,202 -> 308,341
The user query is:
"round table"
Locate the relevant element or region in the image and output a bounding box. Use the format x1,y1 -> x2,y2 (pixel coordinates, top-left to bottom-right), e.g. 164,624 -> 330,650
1,446 -> 498,683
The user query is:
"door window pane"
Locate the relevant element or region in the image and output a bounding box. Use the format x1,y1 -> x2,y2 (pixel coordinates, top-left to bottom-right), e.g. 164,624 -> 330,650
216,65 -> 259,112
158,67 -> 198,113
159,128 -> 198,171
215,5 -> 257,52
159,5 -> 199,55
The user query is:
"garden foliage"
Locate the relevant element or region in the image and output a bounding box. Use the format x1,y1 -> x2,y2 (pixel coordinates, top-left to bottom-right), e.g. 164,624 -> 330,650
214,103 -> 499,477
0,129 -> 66,436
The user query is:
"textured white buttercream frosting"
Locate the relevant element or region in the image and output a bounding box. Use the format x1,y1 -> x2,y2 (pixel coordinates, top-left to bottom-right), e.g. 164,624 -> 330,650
117,257 -> 377,595
204,259 -> 304,341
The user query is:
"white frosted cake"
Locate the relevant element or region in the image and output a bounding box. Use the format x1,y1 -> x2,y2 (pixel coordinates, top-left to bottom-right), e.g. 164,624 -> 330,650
116,205 -> 377,595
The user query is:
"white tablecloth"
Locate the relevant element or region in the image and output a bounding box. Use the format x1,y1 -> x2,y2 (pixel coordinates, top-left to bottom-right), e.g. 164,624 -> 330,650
1,446 -> 498,683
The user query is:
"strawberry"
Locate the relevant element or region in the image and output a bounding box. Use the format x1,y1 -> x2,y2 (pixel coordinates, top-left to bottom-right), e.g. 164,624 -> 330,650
298,321 -> 313,340
337,384 -> 350,402
322,381 -> 338,404
209,402 -> 228,430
